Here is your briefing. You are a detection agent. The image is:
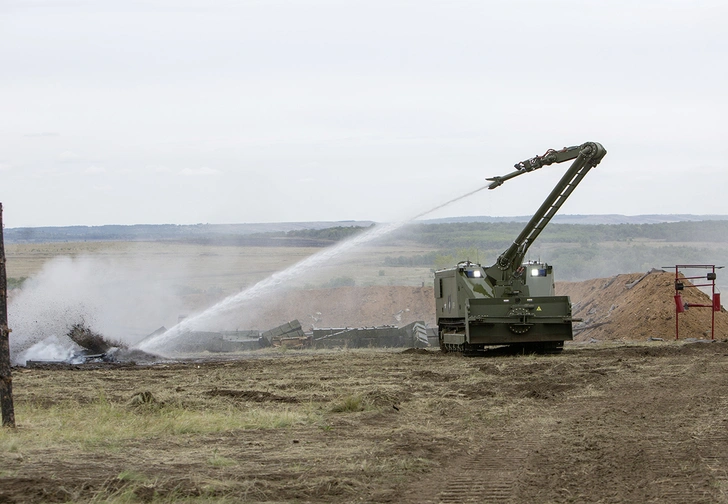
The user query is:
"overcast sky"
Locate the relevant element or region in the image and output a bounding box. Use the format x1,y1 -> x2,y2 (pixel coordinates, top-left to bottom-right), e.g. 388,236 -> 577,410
1,0 -> 726,227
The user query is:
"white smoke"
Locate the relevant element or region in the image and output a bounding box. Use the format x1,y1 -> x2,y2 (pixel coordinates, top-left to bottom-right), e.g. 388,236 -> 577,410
14,334 -> 83,366
8,254 -> 188,364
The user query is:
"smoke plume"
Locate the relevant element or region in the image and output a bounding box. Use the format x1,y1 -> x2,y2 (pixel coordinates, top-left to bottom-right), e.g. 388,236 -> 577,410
8,254 -> 187,364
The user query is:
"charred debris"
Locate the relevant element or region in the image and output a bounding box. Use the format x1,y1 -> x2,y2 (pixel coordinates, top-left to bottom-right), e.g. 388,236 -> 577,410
25,319 -> 435,368
24,322 -> 161,368
152,319 -> 434,354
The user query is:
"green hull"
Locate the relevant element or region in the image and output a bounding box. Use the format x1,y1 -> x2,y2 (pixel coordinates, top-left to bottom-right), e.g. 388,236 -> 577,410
466,295 -> 574,345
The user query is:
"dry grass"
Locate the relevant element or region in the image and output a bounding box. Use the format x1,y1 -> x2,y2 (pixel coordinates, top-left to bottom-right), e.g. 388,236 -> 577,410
1,395 -> 320,453
3,343 -> 728,503
329,394 -> 365,413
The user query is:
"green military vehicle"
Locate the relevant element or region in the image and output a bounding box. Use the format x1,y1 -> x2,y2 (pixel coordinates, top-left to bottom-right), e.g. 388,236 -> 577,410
435,142 -> 607,354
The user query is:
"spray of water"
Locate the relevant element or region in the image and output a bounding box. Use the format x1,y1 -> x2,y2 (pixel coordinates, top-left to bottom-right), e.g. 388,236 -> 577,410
136,184 -> 490,354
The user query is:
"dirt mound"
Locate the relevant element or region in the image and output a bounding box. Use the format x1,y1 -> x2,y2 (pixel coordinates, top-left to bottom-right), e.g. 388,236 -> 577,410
241,285 -> 437,330
557,270 -> 727,342
224,274 -> 723,342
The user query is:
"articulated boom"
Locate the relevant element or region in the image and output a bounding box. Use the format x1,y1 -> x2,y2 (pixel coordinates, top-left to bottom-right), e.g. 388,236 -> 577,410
485,142 -> 606,296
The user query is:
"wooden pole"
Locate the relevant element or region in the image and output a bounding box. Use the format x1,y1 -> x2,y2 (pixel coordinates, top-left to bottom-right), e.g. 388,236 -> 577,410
0,202 -> 16,428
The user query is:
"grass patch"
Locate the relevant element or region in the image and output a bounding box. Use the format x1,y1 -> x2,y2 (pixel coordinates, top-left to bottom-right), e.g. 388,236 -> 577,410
0,435 -> 21,453
330,394 -> 365,413
116,469 -> 149,482
207,455 -> 238,468
3,397 -> 320,451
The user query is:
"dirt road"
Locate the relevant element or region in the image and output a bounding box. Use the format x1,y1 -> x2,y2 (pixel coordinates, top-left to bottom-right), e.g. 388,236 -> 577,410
2,342 -> 728,503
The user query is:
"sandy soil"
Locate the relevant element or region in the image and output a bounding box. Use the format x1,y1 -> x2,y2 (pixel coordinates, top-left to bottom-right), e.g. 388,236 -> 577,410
229,285 -> 437,331
3,341 -> 728,503
558,270 -> 727,342
224,270 -> 726,343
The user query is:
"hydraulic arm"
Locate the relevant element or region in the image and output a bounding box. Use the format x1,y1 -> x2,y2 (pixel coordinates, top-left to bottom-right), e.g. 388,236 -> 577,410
484,141 -> 607,288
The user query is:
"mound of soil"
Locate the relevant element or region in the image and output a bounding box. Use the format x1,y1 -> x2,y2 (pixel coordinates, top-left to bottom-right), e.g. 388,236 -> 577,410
557,270 -> 727,342
240,285 -> 437,330
220,272 -> 724,342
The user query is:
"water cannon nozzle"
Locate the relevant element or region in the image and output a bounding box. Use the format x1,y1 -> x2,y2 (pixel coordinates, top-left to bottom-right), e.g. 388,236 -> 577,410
487,177 -> 503,190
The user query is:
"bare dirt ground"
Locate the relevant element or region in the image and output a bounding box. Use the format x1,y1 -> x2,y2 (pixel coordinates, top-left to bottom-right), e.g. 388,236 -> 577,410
3,341 -> 728,503
228,285 -> 436,330
4,242 -> 728,502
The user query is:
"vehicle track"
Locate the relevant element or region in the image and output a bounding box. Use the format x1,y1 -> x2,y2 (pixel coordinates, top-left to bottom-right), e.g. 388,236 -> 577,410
413,435 -> 537,504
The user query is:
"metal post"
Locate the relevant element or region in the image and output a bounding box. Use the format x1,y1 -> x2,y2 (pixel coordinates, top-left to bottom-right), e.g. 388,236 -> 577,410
675,265 -> 679,340
712,265 -> 716,340
0,202 -> 16,428
671,264 -> 723,341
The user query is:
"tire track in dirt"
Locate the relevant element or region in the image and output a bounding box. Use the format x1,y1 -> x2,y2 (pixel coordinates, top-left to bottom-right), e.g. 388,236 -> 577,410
622,371 -> 728,503
407,434 -> 539,504
631,439 -> 712,503
691,433 -> 728,502
625,434 -> 728,503
513,356 -> 728,503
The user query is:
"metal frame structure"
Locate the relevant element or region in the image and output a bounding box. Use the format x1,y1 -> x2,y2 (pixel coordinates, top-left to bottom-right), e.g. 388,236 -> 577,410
670,264 -> 723,340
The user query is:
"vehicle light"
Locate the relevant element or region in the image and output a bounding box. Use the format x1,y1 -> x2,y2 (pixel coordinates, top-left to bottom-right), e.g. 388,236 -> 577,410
531,268 -> 539,276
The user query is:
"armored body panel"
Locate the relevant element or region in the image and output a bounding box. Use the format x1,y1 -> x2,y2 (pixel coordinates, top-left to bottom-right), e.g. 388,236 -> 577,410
435,261 -> 573,352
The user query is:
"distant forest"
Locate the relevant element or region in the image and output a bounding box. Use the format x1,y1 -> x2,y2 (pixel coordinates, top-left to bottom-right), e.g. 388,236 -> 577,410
391,221 -> 728,292
5,219 -> 727,289
386,221 -> 728,286
6,220 -> 728,247
393,221 -> 728,249
4,223 -> 374,247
